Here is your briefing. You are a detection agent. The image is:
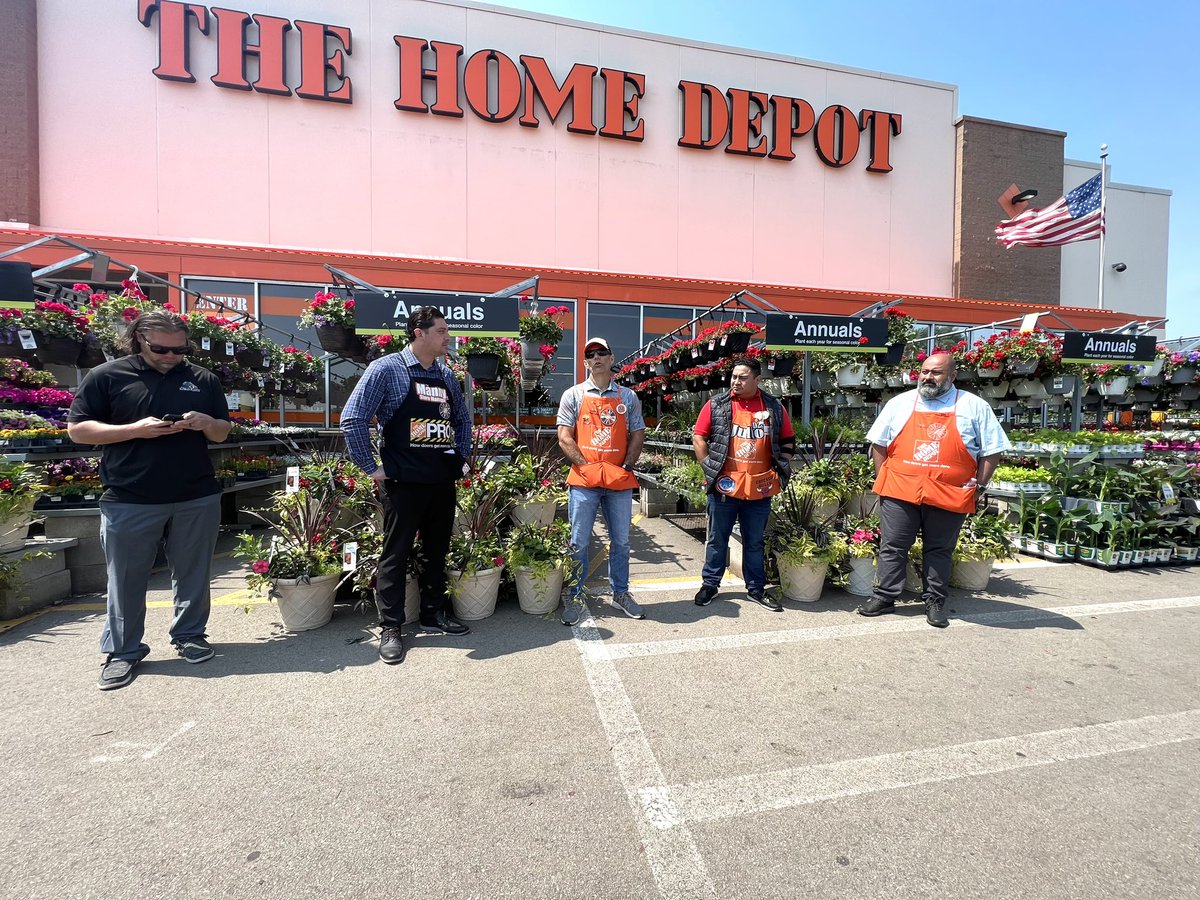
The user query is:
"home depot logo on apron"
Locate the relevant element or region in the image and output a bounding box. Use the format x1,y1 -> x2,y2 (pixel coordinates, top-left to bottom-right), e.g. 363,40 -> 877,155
872,391 -> 977,514
715,404 -> 780,500
566,394 -> 638,491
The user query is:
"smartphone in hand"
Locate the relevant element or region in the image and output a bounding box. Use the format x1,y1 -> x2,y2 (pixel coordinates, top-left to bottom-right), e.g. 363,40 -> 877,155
161,414 -> 184,423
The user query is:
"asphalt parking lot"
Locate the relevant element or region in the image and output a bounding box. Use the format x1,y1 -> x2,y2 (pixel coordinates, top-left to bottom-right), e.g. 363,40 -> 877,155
2,514 -> 1198,900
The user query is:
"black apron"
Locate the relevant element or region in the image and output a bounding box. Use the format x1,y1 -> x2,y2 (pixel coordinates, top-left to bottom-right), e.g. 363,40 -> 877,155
380,371 -> 462,483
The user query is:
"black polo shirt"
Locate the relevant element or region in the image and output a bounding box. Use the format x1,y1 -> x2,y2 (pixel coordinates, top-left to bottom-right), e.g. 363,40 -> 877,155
68,355 -> 231,504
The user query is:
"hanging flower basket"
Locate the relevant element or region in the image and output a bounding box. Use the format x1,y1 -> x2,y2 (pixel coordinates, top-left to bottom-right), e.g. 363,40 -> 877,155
76,336 -> 108,369
1007,358 -> 1039,376
978,379 -> 1010,399
836,364 -> 868,387
33,334 -> 83,367
466,352 -> 504,382
717,331 -> 753,356
315,323 -> 357,354
768,354 -> 796,377
882,342 -> 906,365
1098,376 -> 1131,397
976,366 -> 1003,379
1042,374 -> 1077,395
1170,367 -> 1197,385
1012,378 -> 1048,399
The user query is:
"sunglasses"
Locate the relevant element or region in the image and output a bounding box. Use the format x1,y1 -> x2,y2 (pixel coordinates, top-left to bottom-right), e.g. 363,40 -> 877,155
584,349 -> 611,359
147,343 -> 189,355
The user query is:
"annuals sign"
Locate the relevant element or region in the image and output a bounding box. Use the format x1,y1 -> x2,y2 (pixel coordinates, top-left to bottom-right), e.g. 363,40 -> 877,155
137,1 -> 903,172
354,290 -> 518,337
765,314 -> 889,352
1061,332 -> 1157,365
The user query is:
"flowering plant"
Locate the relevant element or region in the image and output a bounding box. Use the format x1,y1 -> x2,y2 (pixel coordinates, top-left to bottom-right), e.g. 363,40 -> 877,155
1163,349 -> 1200,381
369,333 -> 405,358
697,320 -> 763,338
964,329 -> 1061,375
882,306 -> 916,345
450,444 -> 515,575
0,461 -> 43,519
81,280 -> 163,352
845,523 -> 881,559
519,304 -> 570,345
22,300 -> 91,341
0,386 -> 73,408
279,346 -> 320,383
233,488 -> 347,593
297,290 -> 356,329
487,446 -> 568,505
0,308 -> 28,348
0,359 -> 55,388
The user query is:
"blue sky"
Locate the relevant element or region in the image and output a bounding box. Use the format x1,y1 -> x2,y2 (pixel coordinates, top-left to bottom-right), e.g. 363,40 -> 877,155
497,0 -> 1200,340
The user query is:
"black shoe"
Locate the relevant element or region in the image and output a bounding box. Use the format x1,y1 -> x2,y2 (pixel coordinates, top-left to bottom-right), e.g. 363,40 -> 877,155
858,597 -> 896,617
172,636 -> 215,664
379,626 -> 406,664
97,644 -> 150,691
694,584 -> 718,606
747,590 -> 783,612
926,599 -> 949,628
419,610 -> 471,636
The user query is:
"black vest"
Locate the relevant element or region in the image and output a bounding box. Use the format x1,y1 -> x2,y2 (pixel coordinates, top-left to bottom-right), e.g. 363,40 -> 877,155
700,390 -> 786,487
381,371 -> 461,483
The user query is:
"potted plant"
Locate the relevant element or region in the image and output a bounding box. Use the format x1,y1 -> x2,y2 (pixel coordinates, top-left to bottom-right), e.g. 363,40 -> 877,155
21,300 -> 91,366
505,520 -> 574,614
0,308 -> 35,360
298,289 -> 357,354
879,306 -> 916,364
457,335 -> 515,388
788,458 -> 845,521
840,452 -> 878,517
768,481 -> 847,603
233,488 -> 347,631
949,512 -> 1016,590
82,280 -> 162,355
518,304 -> 569,362
0,461 -> 41,551
447,468 -> 513,620
843,519 -> 880,598
490,445 -> 567,526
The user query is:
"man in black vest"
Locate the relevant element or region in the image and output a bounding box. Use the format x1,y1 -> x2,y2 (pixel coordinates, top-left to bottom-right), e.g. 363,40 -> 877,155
341,307 -> 473,665
692,356 -> 795,610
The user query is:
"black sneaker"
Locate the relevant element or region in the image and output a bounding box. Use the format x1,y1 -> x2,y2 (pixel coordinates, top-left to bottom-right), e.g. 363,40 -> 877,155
379,626 -> 406,664
694,584 -> 718,606
173,637 -> 215,664
926,598 -> 949,628
858,597 -> 896,617
98,644 -> 150,691
747,590 -> 783,612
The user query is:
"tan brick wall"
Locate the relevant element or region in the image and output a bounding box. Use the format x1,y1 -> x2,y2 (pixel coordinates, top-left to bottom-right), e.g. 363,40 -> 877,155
955,116 -> 1065,307
0,0 -> 39,225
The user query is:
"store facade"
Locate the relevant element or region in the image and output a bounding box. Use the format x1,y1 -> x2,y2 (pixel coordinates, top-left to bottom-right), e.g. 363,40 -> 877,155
0,0 -> 1167,416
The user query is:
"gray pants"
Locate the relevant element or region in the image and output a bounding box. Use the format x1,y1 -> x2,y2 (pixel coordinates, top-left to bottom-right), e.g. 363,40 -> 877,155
99,494 -> 222,660
873,496 -> 967,605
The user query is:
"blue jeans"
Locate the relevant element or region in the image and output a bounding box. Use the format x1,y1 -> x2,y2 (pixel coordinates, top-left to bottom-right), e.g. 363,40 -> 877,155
567,486 -> 632,597
702,493 -> 771,594
99,495 -> 222,660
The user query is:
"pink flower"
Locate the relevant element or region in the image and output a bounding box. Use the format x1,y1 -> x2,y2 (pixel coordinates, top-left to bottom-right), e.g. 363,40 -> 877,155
122,307 -> 140,321
252,560 -> 270,574
492,556 -> 506,568
72,283 -> 91,293
344,300 -> 355,310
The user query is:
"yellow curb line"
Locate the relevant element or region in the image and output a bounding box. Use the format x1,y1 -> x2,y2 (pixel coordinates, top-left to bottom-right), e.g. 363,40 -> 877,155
0,589 -> 266,633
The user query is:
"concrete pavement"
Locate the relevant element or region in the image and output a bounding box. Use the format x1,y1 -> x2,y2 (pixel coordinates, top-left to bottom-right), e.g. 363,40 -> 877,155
2,514 -> 1198,900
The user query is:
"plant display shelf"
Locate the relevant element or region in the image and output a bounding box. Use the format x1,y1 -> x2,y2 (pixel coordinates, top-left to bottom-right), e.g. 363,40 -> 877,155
985,484 -> 1052,499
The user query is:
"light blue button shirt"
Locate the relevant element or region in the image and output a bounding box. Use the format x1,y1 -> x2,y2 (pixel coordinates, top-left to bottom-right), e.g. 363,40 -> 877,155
865,387 -> 1012,459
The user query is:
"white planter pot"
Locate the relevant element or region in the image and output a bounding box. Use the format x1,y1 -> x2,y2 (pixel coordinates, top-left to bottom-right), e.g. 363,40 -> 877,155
1138,358 -> 1164,377
272,574 -> 339,632
1099,376 -> 1131,396
1007,358 -> 1039,376
885,374 -> 903,388
513,565 -> 565,615
1012,378 -> 1048,399
844,491 -> 879,518
846,557 -> 877,598
510,500 -> 557,527
976,366 -> 1003,379
0,513 -> 33,553
774,554 -> 828,603
950,558 -> 995,591
449,566 -> 504,620
835,364 -> 868,387
867,375 -> 887,389
905,559 -> 924,593
978,380 -> 1010,399
520,340 -> 547,362
840,391 -> 866,408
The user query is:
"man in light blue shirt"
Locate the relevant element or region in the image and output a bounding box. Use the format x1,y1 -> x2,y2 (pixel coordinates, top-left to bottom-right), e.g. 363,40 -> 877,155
859,351 -> 1011,627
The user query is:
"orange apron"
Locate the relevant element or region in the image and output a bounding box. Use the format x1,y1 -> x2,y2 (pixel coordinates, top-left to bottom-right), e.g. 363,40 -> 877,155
713,400 -> 781,500
567,394 -> 638,491
871,391 -> 977,514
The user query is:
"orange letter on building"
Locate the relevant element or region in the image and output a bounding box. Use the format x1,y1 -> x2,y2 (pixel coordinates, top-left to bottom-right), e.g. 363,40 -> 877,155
295,20 -> 352,103
767,95 -> 815,161
859,110 -> 903,173
463,49 -> 523,122
678,81 -> 728,150
813,104 -> 860,168
519,57 -> 598,133
599,69 -> 645,141
211,9 -> 291,95
138,0 -> 210,83
725,88 -> 769,157
394,38 -> 464,117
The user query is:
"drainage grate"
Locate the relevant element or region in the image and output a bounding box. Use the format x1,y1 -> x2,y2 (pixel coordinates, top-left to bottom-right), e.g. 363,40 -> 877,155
662,513 -> 708,543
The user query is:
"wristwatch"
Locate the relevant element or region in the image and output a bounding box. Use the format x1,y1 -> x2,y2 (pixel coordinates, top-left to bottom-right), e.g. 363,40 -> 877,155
622,464 -> 633,471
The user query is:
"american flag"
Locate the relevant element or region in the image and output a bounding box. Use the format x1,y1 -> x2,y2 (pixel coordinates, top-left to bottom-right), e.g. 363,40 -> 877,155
995,174 -> 1104,248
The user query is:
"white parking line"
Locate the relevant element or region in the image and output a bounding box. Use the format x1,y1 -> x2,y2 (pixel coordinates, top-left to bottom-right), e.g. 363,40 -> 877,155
571,611 -> 717,900
664,709 -> 1200,825
601,595 -> 1200,661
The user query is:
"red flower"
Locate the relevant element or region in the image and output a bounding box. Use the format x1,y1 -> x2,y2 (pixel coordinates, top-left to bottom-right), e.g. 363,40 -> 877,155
72,283 -> 91,293
0,479 -> 11,490
492,556 -> 506,568
344,299 -> 356,310
857,336 -> 869,345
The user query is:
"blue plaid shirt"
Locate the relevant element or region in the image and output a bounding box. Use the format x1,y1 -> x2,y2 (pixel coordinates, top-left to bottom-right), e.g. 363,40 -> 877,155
340,347 -> 471,475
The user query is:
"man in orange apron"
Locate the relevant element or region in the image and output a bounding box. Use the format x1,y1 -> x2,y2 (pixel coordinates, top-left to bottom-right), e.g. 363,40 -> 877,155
557,337 -> 646,626
858,351 -> 1010,627
693,356 -> 795,610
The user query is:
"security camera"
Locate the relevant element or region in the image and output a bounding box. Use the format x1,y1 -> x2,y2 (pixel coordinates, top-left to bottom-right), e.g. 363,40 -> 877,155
1112,263 -> 1127,273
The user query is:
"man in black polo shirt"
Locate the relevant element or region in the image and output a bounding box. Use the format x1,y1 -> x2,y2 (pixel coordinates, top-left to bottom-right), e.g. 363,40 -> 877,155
68,310 -> 232,690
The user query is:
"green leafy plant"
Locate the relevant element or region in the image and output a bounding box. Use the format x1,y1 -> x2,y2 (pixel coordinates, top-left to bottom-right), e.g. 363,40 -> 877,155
769,480 -> 848,565
0,461 -> 42,518
518,305 -> 569,345
660,458 -> 707,508
505,520 -> 573,576
233,488 -> 349,593
953,512 -> 1017,562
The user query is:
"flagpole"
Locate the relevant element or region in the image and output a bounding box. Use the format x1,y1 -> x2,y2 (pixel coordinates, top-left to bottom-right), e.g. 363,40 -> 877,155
1097,143 -> 1108,309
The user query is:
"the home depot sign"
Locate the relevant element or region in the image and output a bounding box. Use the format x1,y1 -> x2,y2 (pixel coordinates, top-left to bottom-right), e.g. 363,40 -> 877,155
138,0 -> 903,172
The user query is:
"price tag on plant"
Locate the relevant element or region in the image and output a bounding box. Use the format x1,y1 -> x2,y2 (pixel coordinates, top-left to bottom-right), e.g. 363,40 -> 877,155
225,341 -> 235,356
1162,483 -> 1175,501
342,542 -> 357,571
201,337 -> 211,351
18,329 -> 37,350
284,466 -> 300,493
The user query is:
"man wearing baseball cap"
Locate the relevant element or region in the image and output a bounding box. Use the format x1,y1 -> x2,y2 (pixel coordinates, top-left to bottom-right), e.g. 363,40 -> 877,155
556,337 -> 647,625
